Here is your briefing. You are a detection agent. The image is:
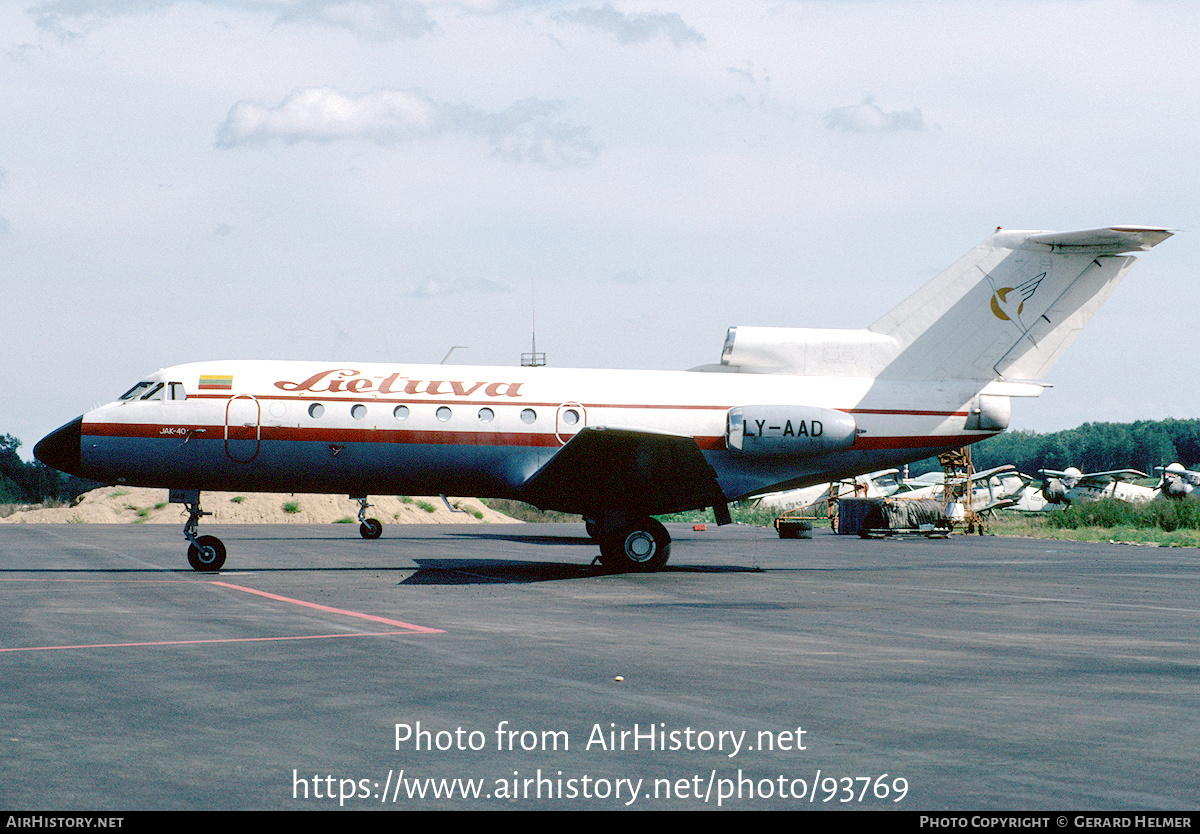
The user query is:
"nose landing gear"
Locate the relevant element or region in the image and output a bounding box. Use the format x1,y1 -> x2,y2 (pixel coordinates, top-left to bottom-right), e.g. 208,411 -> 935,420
171,489 -> 227,572
354,495 -> 383,539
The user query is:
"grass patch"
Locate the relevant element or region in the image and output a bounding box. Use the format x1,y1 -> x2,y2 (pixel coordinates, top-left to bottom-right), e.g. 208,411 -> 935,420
1046,498 -> 1200,532
282,501 -> 301,514
334,516 -> 354,524
416,501 -> 436,513
479,499 -> 579,523
987,504 -> 1200,547
230,496 -> 246,504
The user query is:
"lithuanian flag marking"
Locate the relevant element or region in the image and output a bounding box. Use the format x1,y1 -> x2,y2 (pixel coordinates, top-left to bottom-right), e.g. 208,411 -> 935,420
198,375 -> 234,390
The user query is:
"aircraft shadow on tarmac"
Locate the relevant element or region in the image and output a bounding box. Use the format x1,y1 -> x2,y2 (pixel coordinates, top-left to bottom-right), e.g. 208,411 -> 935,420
444,531 -> 598,546
400,558 -> 760,585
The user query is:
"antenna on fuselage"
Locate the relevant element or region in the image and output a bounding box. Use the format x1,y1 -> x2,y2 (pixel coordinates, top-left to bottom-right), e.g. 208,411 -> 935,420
440,346 -> 469,364
521,275 -> 546,367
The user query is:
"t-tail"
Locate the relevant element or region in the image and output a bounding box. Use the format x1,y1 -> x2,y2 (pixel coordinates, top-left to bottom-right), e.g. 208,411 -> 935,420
713,225 -> 1172,389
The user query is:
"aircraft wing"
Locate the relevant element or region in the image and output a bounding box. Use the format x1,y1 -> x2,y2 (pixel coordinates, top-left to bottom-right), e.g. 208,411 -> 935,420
1078,469 -> 1149,487
968,465 -> 1016,482
519,426 -> 727,518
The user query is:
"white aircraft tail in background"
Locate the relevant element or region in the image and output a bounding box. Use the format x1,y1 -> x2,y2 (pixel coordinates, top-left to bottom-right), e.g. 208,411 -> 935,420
36,225 -> 1172,572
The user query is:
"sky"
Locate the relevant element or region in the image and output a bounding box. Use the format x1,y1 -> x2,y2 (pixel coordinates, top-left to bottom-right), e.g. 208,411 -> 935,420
2,0 -> 1197,459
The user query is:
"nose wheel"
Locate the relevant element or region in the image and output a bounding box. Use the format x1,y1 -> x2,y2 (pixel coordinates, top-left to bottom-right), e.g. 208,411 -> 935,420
172,489 -> 227,572
187,535 -> 227,572
354,495 -> 383,539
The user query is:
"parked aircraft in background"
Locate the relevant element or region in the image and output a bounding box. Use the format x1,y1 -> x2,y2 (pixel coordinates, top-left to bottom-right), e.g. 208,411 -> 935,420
35,226 -> 1171,572
1039,467 -> 1155,506
898,465 -> 1035,514
753,468 -> 903,511
1157,463 -> 1200,499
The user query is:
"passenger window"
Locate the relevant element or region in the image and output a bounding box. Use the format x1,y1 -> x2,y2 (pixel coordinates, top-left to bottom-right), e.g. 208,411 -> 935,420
308,403 -> 325,418
520,408 -> 537,424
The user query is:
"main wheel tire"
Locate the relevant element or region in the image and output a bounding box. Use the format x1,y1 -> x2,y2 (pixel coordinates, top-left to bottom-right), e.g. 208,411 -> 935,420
187,535 -> 227,572
584,518 -> 598,539
359,518 -> 383,539
598,518 -> 670,572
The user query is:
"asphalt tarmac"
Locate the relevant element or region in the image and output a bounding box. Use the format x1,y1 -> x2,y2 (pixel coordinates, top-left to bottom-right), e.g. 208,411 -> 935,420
1,522 -> 1197,811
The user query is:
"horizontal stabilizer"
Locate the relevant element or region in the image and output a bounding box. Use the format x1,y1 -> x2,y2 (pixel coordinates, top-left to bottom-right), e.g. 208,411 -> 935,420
1020,226 -> 1173,254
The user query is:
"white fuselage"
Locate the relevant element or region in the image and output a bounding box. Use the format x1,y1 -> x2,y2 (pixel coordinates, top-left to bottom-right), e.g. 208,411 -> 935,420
75,359 -> 997,507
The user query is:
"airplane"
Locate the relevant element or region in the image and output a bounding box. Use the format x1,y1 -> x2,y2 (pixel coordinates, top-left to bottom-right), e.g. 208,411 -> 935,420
1038,467 -> 1155,505
752,468 -> 903,512
896,465 -> 1036,514
1156,463 -> 1200,499
34,225 -> 1172,573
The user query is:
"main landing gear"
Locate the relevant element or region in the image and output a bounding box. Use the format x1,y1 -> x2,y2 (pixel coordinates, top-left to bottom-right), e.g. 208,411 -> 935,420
589,514 -> 671,572
354,495 -> 383,539
171,489 -> 227,572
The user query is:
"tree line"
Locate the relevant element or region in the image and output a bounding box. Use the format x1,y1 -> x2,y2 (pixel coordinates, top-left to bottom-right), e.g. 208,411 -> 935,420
0,435 -> 98,505
915,418 -> 1200,479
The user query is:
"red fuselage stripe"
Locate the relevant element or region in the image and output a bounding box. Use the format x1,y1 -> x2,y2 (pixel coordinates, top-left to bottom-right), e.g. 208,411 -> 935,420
83,422 -> 992,452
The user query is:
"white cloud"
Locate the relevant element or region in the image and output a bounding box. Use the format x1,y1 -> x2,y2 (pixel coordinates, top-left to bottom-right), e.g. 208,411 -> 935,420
29,0 -> 167,39
273,0 -> 437,40
556,3 -> 704,48
408,275 -> 510,298
216,87 -> 438,145
823,96 -> 924,134
28,0 -> 435,40
215,87 -> 601,167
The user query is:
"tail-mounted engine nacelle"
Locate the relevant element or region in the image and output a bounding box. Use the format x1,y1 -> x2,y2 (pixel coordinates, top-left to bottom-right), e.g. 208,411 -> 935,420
726,406 -> 857,457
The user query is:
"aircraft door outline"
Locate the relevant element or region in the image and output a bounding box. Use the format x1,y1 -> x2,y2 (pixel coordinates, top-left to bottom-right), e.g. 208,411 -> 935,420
555,402 -> 587,446
225,394 -> 261,463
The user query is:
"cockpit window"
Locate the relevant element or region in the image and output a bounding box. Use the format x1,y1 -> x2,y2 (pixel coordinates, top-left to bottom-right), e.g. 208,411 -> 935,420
119,381 -> 179,402
120,381 -> 155,400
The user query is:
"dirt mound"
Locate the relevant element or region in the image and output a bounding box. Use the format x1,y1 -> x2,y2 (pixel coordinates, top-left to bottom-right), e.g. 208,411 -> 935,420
0,487 -> 519,525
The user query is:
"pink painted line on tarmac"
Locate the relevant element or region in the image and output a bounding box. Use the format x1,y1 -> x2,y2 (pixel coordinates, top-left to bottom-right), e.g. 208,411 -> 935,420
0,630 -> 423,654
210,581 -> 444,633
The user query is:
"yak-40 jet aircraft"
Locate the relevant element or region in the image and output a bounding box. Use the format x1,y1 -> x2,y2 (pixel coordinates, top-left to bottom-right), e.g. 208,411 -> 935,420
35,225 -> 1171,572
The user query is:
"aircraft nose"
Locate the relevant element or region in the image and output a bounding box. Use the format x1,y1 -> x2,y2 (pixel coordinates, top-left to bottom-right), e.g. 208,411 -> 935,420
34,416 -> 84,477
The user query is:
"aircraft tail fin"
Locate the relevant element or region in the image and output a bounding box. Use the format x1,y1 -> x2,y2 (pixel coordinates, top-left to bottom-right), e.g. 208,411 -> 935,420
707,226 -> 1170,384
868,225 -> 1172,382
